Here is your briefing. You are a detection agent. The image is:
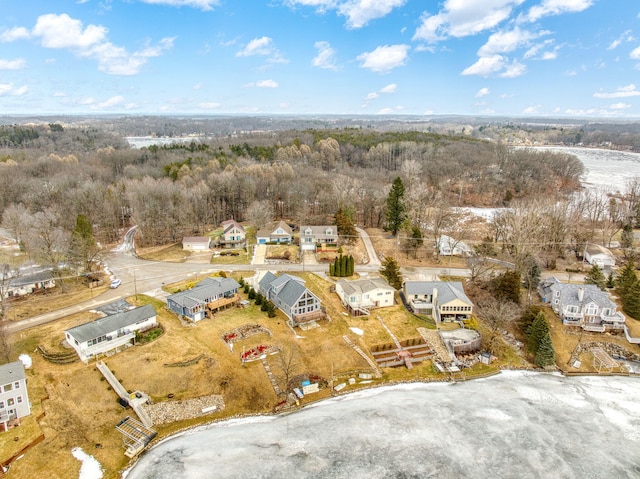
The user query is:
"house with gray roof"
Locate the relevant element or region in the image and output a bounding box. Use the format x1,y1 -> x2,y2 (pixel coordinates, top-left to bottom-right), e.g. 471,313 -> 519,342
538,277 -> 625,332
5,271 -> 55,298
167,276 -> 240,322
403,281 -> 473,322
299,225 -> 338,251
182,236 -> 212,251
65,304 -> 158,363
256,220 -> 293,244
335,277 -> 395,316
258,272 -> 324,327
583,243 -> 615,268
0,360 -> 30,432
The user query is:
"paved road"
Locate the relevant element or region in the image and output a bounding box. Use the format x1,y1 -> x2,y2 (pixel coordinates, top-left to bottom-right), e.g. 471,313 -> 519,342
6,227 -> 470,333
356,227 -> 381,267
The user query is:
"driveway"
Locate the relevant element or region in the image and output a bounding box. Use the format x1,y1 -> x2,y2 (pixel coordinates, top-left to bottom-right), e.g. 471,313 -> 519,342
356,227 -> 381,267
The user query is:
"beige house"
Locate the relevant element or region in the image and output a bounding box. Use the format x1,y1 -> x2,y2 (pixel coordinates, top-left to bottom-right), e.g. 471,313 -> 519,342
256,220 -> 293,244
299,225 -> 338,251
219,220 -> 246,249
403,281 -> 473,322
335,277 -> 395,316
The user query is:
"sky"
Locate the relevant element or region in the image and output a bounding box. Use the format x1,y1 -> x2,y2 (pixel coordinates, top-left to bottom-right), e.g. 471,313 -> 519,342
1,0 -> 640,117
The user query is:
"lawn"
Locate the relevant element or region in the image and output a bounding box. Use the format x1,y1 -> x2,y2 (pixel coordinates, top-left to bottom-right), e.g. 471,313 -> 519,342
137,243 -> 193,262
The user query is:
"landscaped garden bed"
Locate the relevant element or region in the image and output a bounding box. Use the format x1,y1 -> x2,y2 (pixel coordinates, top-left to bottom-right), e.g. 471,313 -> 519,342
240,344 -> 279,362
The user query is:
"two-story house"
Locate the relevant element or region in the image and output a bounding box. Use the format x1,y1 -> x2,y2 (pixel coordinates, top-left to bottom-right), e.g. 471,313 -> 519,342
258,272 -> 324,327
65,304 -> 158,363
335,277 -> 395,316
0,361 -> 30,432
299,225 -> 338,251
403,281 -> 474,322
167,276 -> 240,322
538,277 -> 625,332
219,219 -> 246,249
256,220 -> 293,244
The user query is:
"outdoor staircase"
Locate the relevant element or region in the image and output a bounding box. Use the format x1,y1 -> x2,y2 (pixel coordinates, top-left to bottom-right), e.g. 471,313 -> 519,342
261,358 -> 283,396
342,335 -> 382,378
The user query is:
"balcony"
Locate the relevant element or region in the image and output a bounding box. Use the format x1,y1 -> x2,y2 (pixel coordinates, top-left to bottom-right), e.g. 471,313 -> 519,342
83,332 -> 135,358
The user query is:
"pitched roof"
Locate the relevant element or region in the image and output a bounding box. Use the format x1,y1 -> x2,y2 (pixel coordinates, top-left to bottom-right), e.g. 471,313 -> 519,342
337,277 -> 394,296
167,276 -> 240,309
538,277 -> 616,309
300,225 -> 338,239
0,360 -> 26,385
257,220 -> 292,238
404,281 -> 473,305
182,236 -> 210,244
222,219 -> 245,234
259,273 -> 312,308
584,243 -> 614,257
9,271 -> 54,288
65,304 -> 157,344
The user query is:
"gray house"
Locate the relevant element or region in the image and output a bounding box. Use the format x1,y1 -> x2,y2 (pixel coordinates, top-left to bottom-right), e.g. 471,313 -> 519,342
299,225 -> 338,251
0,361 -> 30,432
538,277 -> 625,332
258,272 -> 324,326
219,219 -> 246,249
65,304 -> 158,363
5,271 -> 56,298
403,281 -> 473,322
167,276 -> 240,322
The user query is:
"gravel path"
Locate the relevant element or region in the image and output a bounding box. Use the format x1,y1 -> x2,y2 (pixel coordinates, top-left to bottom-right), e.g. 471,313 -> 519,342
143,394 -> 225,425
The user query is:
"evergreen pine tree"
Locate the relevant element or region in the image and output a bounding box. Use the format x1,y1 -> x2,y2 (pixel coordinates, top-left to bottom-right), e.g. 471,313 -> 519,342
616,259 -> 638,299
526,311 -> 549,354
329,261 -> 335,276
380,256 -> 403,290
248,287 -> 256,300
335,206 -> 357,244
622,280 -> 640,319
584,264 -> 607,291
385,177 -> 407,236
492,270 -> 521,304
607,271 -> 615,289
534,332 -> 556,367
348,255 -> 355,276
341,254 -> 348,277
254,293 -> 263,305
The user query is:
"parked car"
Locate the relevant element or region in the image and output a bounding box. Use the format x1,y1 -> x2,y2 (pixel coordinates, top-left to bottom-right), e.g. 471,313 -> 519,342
110,278 -> 122,289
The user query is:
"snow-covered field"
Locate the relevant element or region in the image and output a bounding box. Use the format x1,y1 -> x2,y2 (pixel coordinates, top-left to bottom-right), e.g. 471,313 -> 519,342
124,372 -> 640,479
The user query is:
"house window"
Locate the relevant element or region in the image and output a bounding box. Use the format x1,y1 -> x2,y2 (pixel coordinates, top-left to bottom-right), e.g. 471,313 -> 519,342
554,299 -> 559,304
567,305 -> 578,313
14,382 -> 19,389
17,396 -> 22,404
0,401 -> 4,409
4,383 -> 12,392
602,308 -> 611,316
7,398 -> 14,406
555,291 -> 560,297
586,304 -> 597,315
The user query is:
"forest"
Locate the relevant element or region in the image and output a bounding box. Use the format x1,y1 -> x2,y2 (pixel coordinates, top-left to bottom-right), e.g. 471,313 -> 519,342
2,116 -> 639,289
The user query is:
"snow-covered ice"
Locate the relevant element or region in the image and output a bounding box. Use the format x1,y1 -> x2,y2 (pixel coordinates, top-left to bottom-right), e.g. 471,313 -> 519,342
71,448 -> 103,479
124,372 -> 640,479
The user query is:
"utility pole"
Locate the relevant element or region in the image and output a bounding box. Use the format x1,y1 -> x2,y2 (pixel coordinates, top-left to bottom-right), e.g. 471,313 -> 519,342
133,270 -> 138,299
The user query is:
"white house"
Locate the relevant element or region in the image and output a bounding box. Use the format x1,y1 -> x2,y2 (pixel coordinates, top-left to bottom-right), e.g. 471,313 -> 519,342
335,277 -> 395,316
299,225 -> 338,251
65,304 -> 158,363
583,243 -> 615,268
258,272 -> 324,326
256,220 -> 293,244
436,235 -> 473,256
403,281 -> 474,322
0,361 -> 30,432
182,236 -> 211,251
538,277 -> 625,332
4,271 -> 56,298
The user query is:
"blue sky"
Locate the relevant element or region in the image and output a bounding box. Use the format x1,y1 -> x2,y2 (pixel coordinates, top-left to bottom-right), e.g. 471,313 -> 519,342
1,0 -> 640,117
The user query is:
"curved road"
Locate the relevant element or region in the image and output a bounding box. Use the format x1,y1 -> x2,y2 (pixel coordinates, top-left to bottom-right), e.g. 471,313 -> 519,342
6,227 -> 471,333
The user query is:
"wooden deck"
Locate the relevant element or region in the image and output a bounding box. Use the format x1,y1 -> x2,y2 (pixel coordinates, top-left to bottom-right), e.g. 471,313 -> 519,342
207,294 -> 239,315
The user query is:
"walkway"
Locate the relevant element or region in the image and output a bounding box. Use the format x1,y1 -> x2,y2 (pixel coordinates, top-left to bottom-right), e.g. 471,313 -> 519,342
261,358 -> 283,396
417,328 -> 453,363
252,244 -> 266,265
97,361 -> 153,427
342,335 -> 382,378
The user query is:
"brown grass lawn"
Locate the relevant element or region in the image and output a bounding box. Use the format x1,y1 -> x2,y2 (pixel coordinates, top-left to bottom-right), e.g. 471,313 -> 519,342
7,279 -> 110,322
265,244 -> 298,260
137,243 -> 192,262
210,250 -> 251,265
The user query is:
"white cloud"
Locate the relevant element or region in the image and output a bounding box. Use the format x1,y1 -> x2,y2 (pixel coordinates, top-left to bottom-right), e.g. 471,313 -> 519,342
478,27 -> 544,56
0,27 -> 30,43
357,44 -> 409,73
380,83 -> 397,93
193,82 -> 202,90
630,46 -> 640,60
199,102 -> 221,108
27,14 -> 173,75
0,83 -> 28,96
312,41 -> 337,70
365,92 -> 379,100
461,55 -> 505,76
377,107 -> 396,114
413,0 -> 525,43
139,0 -> 220,10
33,13 -> 107,49
525,0 -> 593,23
338,0 -> 406,29
500,60 -> 526,77
607,31 -> 634,51
540,50 -> 557,60
593,84 -> 640,98
0,58 -> 27,70
522,105 -> 541,114
609,102 -> 630,110
236,36 -> 286,63
475,87 -> 490,97
257,79 -> 278,88
91,95 -> 125,109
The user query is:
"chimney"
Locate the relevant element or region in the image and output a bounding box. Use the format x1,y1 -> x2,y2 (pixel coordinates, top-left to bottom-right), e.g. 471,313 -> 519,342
578,287 -> 584,302
432,287 -> 438,303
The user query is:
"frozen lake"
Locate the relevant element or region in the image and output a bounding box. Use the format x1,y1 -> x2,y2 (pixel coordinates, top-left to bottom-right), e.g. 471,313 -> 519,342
124,372 -> 640,479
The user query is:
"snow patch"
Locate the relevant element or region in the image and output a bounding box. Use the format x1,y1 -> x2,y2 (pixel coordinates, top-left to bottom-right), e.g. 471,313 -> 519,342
18,354 -> 32,369
349,327 -> 364,336
71,447 -> 103,479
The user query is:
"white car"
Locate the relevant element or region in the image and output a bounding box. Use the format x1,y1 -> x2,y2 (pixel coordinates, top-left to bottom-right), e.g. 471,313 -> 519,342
110,278 -> 122,289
